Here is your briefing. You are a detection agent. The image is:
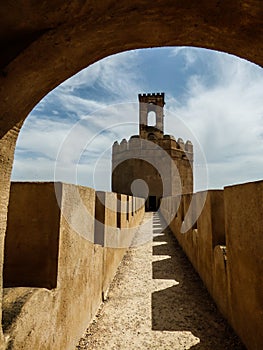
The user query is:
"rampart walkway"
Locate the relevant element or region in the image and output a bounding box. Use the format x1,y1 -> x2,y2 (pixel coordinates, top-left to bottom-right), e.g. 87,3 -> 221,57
76,213 -> 245,350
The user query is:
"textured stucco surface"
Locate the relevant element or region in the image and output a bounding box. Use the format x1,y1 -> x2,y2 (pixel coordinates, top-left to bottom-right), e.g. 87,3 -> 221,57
2,182 -> 144,350
4,183 -> 61,289
224,181 -> 263,350
160,181 -> 263,350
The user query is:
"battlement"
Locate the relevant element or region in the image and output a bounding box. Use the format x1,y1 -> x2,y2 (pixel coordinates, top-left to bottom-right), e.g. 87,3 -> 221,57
138,92 -> 165,106
161,136 -> 193,153
139,92 -> 165,98
112,135 -> 193,154
112,136 -> 138,153
163,134 -> 176,140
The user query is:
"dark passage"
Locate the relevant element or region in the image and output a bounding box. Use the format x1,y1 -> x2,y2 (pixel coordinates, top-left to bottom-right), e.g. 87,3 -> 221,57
148,195 -> 157,211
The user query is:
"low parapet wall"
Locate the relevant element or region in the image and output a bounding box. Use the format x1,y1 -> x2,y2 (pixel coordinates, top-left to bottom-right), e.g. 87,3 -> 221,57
160,180 -> 263,350
2,182 -> 144,350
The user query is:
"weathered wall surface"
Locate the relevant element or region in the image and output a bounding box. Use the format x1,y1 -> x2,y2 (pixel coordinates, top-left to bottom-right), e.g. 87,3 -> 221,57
2,182 -> 144,350
112,135 -> 193,203
0,1 -> 262,343
3,183 -> 61,289
224,181 -> 263,350
160,180 -> 263,350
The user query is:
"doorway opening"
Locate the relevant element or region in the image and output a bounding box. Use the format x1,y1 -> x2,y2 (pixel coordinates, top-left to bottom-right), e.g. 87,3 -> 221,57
147,196 -> 157,212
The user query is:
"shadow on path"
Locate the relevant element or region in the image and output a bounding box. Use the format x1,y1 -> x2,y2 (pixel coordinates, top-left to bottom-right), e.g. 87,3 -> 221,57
151,213 -> 246,349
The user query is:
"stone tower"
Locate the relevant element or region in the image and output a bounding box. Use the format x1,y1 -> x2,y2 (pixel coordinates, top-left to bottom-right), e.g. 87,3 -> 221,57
112,93 -> 193,211
139,92 -> 165,139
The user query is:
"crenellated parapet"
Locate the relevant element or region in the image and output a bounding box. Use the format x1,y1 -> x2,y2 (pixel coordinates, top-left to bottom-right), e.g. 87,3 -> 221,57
138,92 -> 165,106
112,138 -> 129,153
185,140 -> 193,152
177,137 -> 184,150
112,136 -> 141,154
161,135 -> 193,154
139,92 -> 165,97
112,134 -> 193,156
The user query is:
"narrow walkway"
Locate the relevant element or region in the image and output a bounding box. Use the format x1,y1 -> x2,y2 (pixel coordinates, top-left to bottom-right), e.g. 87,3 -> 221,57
76,213 -> 245,350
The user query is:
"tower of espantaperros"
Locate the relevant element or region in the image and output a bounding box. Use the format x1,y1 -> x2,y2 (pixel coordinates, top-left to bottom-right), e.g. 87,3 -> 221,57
111,93 -> 193,211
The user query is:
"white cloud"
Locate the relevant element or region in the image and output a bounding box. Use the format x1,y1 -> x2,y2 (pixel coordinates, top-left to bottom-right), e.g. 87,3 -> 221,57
55,92 -> 106,116
12,47 -> 263,192
59,49 -> 141,101
12,50 -> 143,185
15,118 -> 73,159
12,156 -> 57,182
166,51 -> 263,189
170,46 -> 199,69
12,104 -> 140,186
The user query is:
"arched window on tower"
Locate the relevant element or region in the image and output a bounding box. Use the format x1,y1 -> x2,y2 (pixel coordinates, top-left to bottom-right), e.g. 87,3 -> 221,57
147,111 -> 156,126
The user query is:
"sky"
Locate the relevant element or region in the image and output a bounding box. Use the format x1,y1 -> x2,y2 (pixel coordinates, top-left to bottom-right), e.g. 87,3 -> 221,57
11,47 -> 263,192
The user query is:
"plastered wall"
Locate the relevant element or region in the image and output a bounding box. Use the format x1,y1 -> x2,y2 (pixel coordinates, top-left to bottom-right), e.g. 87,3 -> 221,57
160,180 -> 263,350
2,182 -> 144,350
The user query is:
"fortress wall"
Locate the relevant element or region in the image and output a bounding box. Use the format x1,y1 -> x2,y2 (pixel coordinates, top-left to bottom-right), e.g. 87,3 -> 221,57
160,181 -> 263,350
112,136 -> 193,199
112,157 -> 164,198
128,195 -> 133,222
213,245 -> 228,319
182,193 -> 198,269
97,191 -> 127,297
3,182 -> 61,289
224,181 -> 263,350
196,190 -> 225,296
54,183 -> 103,350
112,136 -> 194,160
2,182 -> 144,350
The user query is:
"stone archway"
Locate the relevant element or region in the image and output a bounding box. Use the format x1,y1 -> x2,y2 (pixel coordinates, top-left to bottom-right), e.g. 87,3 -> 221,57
0,0 -> 262,342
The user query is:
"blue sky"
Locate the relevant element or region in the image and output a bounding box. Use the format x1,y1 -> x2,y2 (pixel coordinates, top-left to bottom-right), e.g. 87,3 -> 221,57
12,47 -> 263,192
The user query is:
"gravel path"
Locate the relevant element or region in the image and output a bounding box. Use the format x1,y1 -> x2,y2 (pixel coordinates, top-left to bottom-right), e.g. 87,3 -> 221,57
76,213 -> 245,350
